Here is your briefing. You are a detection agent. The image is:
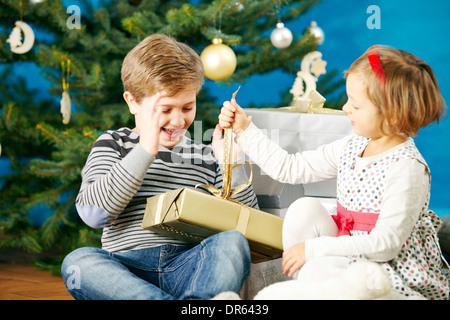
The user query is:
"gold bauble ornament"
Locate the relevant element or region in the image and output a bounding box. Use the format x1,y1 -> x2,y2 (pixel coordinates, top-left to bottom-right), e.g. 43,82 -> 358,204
200,38 -> 237,81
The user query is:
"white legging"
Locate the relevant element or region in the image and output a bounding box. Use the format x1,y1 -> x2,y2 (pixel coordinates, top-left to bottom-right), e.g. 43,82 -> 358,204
282,197 -> 351,281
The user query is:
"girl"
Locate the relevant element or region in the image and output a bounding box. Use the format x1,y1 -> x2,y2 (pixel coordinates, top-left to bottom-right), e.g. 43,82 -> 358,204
219,46 -> 449,299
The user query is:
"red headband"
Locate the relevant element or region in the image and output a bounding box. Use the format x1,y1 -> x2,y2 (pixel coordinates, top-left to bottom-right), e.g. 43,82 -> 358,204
368,50 -> 386,90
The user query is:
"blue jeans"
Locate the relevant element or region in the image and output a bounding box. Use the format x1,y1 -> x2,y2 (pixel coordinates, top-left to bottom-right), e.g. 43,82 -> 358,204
61,230 -> 251,300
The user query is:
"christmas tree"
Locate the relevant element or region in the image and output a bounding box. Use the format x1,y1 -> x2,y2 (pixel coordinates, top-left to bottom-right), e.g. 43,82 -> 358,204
0,0 -> 344,274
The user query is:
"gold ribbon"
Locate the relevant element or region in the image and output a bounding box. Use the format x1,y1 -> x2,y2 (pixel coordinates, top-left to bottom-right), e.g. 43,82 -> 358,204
196,87 -> 253,200
235,205 -> 251,234
61,59 -> 71,92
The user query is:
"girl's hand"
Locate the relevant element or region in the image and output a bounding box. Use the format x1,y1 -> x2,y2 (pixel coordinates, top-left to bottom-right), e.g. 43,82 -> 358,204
282,242 -> 306,277
218,98 -> 252,137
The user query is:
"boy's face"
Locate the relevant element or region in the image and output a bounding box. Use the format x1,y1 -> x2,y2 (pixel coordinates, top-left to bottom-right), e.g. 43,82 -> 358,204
156,89 -> 197,149
126,89 -> 197,150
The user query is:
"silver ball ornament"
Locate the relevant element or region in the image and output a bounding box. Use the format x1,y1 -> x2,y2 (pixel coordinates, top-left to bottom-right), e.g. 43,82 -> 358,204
308,21 -> 325,45
270,22 -> 293,49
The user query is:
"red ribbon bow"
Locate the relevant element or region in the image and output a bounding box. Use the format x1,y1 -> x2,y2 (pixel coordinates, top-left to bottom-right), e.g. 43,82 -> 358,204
332,212 -> 354,237
333,202 -> 380,237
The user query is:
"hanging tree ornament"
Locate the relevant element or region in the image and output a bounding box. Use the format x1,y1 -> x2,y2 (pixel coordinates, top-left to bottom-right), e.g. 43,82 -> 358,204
60,59 -> 72,125
6,0 -> 35,54
270,3 -> 292,49
6,20 -> 35,54
270,22 -> 293,49
308,21 -> 325,45
201,37 -> 237,81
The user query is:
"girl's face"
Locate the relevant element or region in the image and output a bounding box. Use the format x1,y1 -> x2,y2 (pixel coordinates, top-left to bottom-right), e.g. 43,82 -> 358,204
342,72 -> 385,139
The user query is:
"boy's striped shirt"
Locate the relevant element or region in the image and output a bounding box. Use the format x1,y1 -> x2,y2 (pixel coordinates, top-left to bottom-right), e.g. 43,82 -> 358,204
76,128 -> 258,252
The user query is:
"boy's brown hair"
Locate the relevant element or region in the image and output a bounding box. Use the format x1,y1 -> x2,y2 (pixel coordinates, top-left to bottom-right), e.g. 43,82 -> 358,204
345,46 -> 446,136
121,34 -> 204,104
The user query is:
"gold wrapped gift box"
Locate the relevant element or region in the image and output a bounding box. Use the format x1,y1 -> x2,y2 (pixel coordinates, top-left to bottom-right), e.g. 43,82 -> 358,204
141,187 -> 283,263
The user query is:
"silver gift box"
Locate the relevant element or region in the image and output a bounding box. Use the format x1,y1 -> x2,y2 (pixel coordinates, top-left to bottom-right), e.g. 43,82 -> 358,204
243,109 -> 353,211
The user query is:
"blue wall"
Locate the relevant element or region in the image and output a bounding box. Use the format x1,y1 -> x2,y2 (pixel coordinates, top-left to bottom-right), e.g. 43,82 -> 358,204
207,0 -> 450,216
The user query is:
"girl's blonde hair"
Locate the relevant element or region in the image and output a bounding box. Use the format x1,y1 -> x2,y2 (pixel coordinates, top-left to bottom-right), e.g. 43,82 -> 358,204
121,34 -> 204,104
345,46 -> 445,136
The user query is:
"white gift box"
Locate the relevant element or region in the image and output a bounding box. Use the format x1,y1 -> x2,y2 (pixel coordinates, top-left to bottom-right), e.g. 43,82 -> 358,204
243,109 -> 353,209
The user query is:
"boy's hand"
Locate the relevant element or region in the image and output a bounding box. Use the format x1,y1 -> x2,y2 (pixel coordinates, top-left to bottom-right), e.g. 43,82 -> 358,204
282,242 -> 306,277
211,124 -> 242,163
218,99 -> 251,137
135,91 -> 167,156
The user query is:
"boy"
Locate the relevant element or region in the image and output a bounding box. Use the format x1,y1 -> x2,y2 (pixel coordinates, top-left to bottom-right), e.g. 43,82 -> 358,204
61,34 -> 258,300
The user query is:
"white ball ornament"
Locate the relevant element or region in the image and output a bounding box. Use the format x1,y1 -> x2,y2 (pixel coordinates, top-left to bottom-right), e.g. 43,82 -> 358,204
270,22 -> 293,49
201,38 -> 237,81
308,21 -> 325,45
